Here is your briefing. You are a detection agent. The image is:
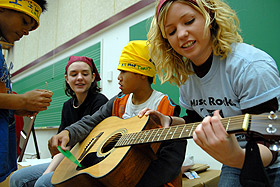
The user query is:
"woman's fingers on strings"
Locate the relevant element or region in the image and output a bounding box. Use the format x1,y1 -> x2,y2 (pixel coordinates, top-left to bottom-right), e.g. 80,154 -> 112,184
211,115 -> 229,138
213,110 -> 221,118
199,116 -> 215,140
211,110 -> 229,138
193,128 -> 202,145
195,115 -> 226,149
193,123 -> 207,147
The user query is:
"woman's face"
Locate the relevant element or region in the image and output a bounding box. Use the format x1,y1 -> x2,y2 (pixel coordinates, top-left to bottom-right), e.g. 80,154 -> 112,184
65,61 -> 95,96
164,2 -> 212,66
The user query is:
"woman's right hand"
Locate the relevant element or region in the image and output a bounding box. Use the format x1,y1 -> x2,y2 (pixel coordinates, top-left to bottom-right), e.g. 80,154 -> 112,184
48,130 -> 70,157
138,108 -> 171,128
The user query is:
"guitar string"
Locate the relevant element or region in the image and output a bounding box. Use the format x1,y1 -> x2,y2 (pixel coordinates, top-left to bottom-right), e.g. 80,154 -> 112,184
116,118 -> 247,145
105,115 -> 277,147
111,119 -> 246,146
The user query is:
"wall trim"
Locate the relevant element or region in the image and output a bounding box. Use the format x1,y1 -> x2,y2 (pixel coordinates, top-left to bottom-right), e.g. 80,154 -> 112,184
12,0 -> 155,77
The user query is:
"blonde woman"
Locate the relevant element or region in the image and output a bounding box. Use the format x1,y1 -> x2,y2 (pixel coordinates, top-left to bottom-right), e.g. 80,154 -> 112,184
139,0 -> 280,186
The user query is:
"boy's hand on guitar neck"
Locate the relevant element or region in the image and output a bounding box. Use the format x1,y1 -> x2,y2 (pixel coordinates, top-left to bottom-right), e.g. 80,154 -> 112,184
138,108 -> 170,128
138,108 -> 185,127
48,130 -> 70,157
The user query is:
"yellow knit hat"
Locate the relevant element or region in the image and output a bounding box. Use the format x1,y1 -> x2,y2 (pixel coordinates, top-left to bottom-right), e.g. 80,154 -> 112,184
117,40 -> 157,84
0,0 -> 42,30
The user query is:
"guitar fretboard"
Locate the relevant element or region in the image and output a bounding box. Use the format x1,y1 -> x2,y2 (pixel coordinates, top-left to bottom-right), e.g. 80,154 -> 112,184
115,114 -> 248,147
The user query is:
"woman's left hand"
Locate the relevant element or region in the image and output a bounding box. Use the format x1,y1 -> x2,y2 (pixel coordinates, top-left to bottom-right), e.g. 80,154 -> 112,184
193,110 -> 245,168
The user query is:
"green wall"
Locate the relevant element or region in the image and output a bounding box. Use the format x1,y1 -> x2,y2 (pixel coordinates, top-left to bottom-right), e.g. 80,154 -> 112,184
227,0 -> 280,70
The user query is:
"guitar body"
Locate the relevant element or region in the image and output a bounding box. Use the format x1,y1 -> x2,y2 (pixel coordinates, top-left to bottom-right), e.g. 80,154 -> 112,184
51,116 -> 161,187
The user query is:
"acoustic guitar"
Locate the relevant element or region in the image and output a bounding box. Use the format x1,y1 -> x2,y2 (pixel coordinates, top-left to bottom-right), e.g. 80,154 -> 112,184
51,112 -> 280,187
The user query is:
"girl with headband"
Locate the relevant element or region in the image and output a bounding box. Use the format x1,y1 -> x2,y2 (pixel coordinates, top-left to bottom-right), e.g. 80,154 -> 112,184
10,56 -> 108,186
139,0 -> 280,186
0,0 -> 53,182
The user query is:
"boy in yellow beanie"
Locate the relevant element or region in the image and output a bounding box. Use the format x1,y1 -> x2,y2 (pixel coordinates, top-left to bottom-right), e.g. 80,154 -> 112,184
49,40 -> 187,186
0,0 -> 52,182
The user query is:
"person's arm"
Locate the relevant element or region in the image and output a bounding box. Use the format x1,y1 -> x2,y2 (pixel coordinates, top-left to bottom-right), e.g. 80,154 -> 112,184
65,96 -> 115,146
48,130 -> 70,157
193,110 -> 273,168
0,89 -> 53,111
42,152 -> 66,175
48,96 -> 116,156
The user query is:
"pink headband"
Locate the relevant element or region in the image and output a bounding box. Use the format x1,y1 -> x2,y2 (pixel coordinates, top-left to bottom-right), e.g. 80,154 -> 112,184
65,56 -> 101,81
156,0 -> 199,20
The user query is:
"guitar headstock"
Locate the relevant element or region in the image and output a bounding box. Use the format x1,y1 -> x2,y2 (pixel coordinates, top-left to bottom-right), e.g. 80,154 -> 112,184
249,111 -> 280,141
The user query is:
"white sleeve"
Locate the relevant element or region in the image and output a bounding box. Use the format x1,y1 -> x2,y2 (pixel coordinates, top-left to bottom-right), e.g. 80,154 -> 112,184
234,59 -> 280,110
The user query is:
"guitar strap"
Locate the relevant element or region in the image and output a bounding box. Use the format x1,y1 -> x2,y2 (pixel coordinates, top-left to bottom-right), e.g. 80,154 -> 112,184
240,139 -> 272,187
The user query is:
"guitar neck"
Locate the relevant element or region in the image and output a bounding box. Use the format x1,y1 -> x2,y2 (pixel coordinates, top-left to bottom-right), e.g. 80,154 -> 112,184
115,114 -> 250,147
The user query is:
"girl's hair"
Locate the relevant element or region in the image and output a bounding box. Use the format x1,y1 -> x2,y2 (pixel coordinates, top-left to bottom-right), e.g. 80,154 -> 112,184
64,71 -> 101,98
148,0 -> 243,86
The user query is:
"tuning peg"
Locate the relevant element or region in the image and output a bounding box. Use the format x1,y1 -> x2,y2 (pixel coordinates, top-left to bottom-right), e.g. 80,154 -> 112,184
269,142 -> 280,152
268,111 -> 278,120
266,124 -> 277,134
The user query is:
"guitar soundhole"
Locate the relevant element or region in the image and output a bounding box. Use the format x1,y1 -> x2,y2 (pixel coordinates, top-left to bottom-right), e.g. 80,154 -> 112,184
75,133 -> 122,171
101,133 -> 122,153
76,152 -> 107,171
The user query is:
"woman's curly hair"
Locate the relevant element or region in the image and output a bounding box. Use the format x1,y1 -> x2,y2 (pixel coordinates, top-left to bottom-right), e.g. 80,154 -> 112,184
148,0 -> 242,87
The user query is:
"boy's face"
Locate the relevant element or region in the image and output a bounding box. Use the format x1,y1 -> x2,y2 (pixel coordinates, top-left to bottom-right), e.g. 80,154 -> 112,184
0,8 -> 36,43
118,70 -> 145,94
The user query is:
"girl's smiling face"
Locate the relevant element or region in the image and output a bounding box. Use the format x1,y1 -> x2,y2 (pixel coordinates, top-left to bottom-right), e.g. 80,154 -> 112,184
164,2 -> 212,66
65,61 -> 95,97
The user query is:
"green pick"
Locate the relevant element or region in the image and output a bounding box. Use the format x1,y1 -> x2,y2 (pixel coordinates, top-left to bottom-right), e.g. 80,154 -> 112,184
57,146 -> 82,167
